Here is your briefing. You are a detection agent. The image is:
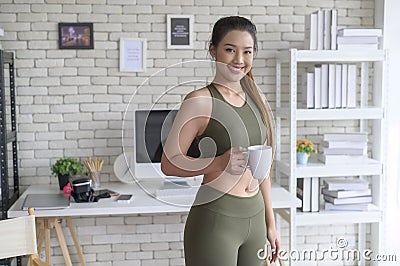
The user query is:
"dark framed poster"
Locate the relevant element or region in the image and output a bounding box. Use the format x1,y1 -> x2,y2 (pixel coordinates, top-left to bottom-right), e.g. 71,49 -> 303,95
58,22 -> 94,49
167,15 -> 193,49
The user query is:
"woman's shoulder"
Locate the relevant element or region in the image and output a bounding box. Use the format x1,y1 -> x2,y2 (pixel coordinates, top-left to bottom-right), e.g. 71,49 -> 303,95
184,86 -> 212,101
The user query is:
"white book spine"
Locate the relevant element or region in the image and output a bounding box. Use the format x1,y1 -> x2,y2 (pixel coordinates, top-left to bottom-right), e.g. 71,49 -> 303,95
311,177 -> 320,212
321,147 -> 367,155
337,28 -> 383,37
297,178 -> 311,212
335,64 -> 342,108
323,132 -> 368,142
314,66 -> 322,109
323,10 -> 331,50
319,154 -> 369,164
323,179 -> 369,191
337,43 -> 379,51
328,64 -> 336,108
337,36 -> 379,44
321,64 -> 328,108
304,14 -> 318,50
341,64 -> 348,108
321,140 -> 367,149
330,9 -> 337,50
310,13 -> 318,50
347,64 -> 357,108
307,72 -> 315,108
317,10 -> 324,50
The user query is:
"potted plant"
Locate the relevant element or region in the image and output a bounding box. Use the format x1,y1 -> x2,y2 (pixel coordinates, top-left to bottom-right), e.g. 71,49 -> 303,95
296,139 -> 318,165
51,158 -> 84,190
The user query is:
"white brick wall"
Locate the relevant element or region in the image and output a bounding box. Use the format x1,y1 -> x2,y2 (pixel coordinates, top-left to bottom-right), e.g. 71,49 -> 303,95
0,0 -> 374,265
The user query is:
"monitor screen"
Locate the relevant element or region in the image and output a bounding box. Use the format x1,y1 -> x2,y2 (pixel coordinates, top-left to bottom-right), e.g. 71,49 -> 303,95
135,109 -> 200,164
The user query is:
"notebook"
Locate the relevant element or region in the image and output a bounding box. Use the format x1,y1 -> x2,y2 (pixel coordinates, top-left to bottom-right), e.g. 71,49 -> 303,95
22,193 -> 70,211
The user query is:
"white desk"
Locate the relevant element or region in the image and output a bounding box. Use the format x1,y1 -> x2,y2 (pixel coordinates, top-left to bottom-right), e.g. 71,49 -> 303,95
8,181 -> 300,218
8,182 -> 300,266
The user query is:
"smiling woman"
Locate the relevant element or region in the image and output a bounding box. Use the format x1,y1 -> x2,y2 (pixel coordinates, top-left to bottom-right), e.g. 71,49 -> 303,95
161,16 -> 279,265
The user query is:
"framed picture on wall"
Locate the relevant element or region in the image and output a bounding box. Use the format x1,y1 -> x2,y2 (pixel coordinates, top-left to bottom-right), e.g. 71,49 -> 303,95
58,23 -> 94,49
167,15 -> 193,49
119,38 -> 147,72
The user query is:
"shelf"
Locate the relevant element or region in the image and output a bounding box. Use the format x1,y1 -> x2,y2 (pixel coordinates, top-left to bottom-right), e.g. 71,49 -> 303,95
277,159 -> 382,178
275,49 -> 385,63
277,107 -> 384,120
296,209 -> 382,226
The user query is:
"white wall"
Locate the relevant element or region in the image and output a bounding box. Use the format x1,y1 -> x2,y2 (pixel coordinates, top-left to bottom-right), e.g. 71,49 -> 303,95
0,1 -> 376,265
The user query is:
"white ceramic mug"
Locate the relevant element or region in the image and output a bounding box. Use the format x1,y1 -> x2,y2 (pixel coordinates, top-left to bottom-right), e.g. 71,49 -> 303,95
247,145 -> 273,180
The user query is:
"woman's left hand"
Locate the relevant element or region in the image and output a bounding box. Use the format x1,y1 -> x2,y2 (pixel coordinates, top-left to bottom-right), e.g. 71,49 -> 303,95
267,227 -> 280,263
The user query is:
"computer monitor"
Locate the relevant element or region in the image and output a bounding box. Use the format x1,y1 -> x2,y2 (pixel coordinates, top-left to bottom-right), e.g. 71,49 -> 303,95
133,109 -> 200,180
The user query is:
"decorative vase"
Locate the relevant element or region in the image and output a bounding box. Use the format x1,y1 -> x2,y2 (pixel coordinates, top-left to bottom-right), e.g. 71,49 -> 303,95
57,174 -> 70,190
297,152 -> 309,165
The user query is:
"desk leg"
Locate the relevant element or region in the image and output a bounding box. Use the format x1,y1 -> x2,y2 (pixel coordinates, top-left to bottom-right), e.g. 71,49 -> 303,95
36,219 -> 45,256
66,217 -> 86,266
52,218 -> 73,266
44,219 -> 51,265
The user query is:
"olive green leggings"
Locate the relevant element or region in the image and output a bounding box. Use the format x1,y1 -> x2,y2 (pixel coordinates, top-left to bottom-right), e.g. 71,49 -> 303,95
184,187 -> 267,266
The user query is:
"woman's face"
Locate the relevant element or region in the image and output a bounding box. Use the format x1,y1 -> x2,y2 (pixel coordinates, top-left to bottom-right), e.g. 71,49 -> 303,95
210,30 -> 255,83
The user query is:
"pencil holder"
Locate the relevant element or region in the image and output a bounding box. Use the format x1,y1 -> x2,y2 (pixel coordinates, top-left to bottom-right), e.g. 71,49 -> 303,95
90,171 -> 101,188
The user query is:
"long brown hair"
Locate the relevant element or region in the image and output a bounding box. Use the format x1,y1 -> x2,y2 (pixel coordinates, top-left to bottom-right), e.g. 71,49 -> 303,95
211,16 -> 275,152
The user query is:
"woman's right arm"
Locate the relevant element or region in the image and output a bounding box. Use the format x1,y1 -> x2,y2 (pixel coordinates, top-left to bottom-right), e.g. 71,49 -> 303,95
161,90 -> 246,177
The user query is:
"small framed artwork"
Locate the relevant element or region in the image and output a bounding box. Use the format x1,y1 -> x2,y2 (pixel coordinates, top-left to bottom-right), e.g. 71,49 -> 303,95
58,23 -> 94,49
167,15 -> 193,49
120,38 -> 147,72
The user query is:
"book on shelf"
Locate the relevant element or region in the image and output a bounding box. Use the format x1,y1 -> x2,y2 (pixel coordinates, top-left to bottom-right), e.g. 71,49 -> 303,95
304,13 -> 318,50
337,28 -> 383,37
321,64 -> 329,108
322,188 -> 371,198
330,10 -> 337,50
323,178 -> 369,191
341,64 -> 348,108
320,147 -> 367,155
323,195 -> 372,205
337,36 -> 379,44
297,178 -> 311,212
321,140 -> 367,149
316,10 -> 324,50
328,64 -> 336,108
323,132 -> 368,142
314,66 -> 322,108
338,43 -> 379,51
307,72 -> 315,108
318,154 -> 369,164
347,64 -> 357,108
311,177 -> 320,212
323,9 -> 331,50
324,202 -> 377,211
334,64 -> 342,108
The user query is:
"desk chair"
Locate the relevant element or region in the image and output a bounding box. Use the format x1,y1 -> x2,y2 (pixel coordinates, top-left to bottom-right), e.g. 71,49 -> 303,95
0,208 -> 48,266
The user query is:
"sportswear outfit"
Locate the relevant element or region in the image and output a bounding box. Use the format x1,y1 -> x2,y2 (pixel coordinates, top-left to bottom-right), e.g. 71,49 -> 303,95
184,83 -> 268,266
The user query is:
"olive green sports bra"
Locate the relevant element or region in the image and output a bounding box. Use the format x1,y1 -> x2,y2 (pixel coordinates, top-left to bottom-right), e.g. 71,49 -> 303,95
197,83 -> 267,158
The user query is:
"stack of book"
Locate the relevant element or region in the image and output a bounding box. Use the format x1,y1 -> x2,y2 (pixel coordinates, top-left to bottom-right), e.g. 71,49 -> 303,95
297,177 -> 320,212
337,28 -> 382,51
319,132 -> 368,164
304,9 -> 338,50
322,179 -> 375,211
302,63 -> 356,109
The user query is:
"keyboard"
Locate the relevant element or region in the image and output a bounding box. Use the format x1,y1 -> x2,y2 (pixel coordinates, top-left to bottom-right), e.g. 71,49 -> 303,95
155,186 -> 199,198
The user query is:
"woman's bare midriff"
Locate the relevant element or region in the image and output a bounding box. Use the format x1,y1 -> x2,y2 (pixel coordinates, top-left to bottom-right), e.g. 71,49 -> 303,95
202,169 -> 259,197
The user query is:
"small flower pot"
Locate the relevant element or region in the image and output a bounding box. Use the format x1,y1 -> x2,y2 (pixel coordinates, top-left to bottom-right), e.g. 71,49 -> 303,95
297,152 -> 309,165
57,174 -> 70,190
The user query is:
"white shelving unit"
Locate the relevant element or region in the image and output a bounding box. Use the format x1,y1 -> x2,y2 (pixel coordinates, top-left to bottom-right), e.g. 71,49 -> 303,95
275,49 -> 387,266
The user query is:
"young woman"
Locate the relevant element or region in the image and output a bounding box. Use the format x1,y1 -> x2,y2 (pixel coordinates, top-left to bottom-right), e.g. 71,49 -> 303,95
161,16 -> 279,266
